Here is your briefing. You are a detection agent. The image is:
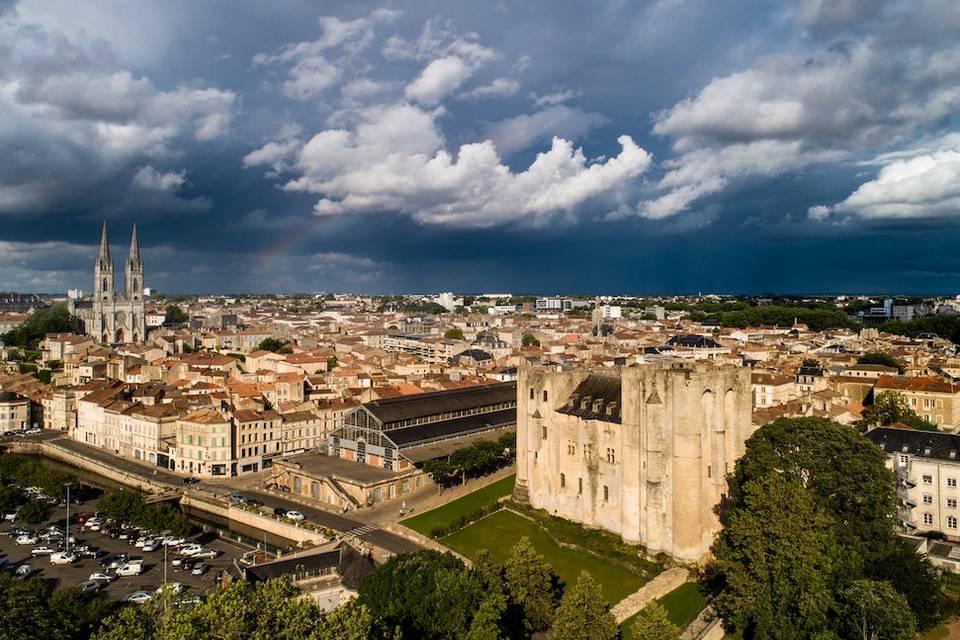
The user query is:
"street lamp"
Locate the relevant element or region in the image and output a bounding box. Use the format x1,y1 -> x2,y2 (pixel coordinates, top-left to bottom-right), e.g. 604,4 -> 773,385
63,482 -> 72,554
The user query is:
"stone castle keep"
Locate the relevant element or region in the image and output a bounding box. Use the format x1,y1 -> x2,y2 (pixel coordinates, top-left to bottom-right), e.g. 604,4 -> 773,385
513,362 -> 753,562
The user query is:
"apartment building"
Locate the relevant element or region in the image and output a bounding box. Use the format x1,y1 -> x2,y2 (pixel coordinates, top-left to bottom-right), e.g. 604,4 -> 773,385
234,409 -> 282,473
176,409 -> 233,477
0,391 -> 30,433
750,372 -> 795,408
867,427 -> 960,540
874,375 -> 960,432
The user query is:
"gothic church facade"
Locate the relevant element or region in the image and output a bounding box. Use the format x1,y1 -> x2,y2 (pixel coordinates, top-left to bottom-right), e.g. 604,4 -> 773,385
68,223 -> 146,344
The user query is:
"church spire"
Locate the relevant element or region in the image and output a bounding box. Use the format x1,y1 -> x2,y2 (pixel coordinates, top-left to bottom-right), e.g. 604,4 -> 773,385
128,223 -> 141,266
97,221 -> 111,268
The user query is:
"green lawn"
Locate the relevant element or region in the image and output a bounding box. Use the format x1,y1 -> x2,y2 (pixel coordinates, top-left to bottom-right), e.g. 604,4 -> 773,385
619,582 -> 708,638
401,474 -> 515,537
920,626 -> 950,640
441,508 -> 646,605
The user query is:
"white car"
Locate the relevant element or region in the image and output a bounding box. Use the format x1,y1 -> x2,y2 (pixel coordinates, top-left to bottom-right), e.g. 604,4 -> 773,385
285,510 -> 305,522
89,572 -> 117,583
121,590 -> 152,604
142,540 -> 160,552
14,565 -> 32,580
5,508 -> 21,521
163,537 -> 186,547
49,552 -> 78,565
31,546 -> 57,557
15,534 -> 38,545
178,544 -> 203,556
116,562 -> 143,576
191,548 -> 218,559
155,582 -> 185,595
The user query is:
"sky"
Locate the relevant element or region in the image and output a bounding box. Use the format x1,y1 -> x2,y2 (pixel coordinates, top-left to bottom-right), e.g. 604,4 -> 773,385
1,0 -> 960,295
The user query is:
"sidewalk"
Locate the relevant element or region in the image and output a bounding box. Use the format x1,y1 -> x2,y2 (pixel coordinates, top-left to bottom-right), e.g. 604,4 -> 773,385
364,465 -> 516,527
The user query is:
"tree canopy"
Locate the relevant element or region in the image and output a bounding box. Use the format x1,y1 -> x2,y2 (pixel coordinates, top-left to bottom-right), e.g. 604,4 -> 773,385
1,303 -> 73,349
521,333 -> 540,347
548,571 -> 617,640
163,304 -> 188,325
714,417 -> 944,638
630,602 -> 679,640
857,352 -> 902,372
444,328 -> 465,340
860,391 -> 939,431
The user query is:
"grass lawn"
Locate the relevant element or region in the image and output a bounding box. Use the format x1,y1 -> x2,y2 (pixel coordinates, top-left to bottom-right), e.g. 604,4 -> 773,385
401,474 -> 515,537
441,508 -> 646,605
619,582 -> 708,638
920,626 -> 950,640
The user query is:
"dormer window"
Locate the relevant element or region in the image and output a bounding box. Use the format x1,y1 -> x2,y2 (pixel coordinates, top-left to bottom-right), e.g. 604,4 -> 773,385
580,395 -> 592,411
592,399 -> 603,413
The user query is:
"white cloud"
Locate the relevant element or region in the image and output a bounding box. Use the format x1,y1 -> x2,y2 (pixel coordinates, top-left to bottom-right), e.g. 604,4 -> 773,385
833,150 -> 960,219
461,77 -> 520,99
532,88 -> 580,108
486,105 -> 608,155
253,9 -> 398,100
131,166 -> 185,191
807,204 -> 831,220
256,101 -> 650,228
405,56 -> 473,104
642,25 -> 960,218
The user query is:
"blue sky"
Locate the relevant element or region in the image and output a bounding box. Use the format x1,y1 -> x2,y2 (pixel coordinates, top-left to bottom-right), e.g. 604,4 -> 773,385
2,0 -> 960,295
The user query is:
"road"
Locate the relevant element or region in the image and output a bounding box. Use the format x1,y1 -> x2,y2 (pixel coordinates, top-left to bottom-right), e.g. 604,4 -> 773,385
244,489 -> 422,555
7,433 -> 424,556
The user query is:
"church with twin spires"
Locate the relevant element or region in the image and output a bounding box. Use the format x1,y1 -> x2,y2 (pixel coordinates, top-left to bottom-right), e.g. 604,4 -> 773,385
68,222 -> 146,344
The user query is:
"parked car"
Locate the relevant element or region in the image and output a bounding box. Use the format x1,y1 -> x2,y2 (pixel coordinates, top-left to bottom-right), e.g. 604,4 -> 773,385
155,582 -> 185,595
31,546 -> 57,557
13,565 -> 32,580
5,507 -> 21,521
285,510 -> 305,522
142,540 -> 160,552
76,580 -> 100,594
49,552 -> 78,565
100,554 -> 128,570
182,477 -> 199,485
116,562 -> 143,577
191,548 -> 219,559
228,494 -> 248,505
121,590 -> 152,604
178,543 -> 203,556
89,572 -> 117,583
170,556 -> 184,569
272,507 -> 287,518
191,562 -> 208,576
163,537 -> 186,547
15,534 -> 38,545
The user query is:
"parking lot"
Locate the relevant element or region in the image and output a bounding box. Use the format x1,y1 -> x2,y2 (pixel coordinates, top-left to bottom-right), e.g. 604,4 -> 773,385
0,496 -> 252,602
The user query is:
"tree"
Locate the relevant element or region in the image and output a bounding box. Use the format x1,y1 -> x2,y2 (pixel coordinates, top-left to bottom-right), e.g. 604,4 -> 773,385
444,328 -> 465,340
164,304 -> 188,325
838,579 -> 915,640
801,358 -> 822,368
860,391 -> 938,431
549,571 -> 617,640
857,352 -> 902,372
866,538 -> 945,630
503,537 -> 560,634
257,337 -> 285,353
17,498 -> 52,525
714,474 -> 839,639
630,602 -> 679,640
521,332 -> 540,347
326,356 -> 338,371
1,303 -> 73,349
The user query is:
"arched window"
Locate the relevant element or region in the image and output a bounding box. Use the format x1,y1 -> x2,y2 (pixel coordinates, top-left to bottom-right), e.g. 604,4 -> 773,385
102,278 -> 108,291
542,389 -> 548,402
293,476 -> 302,493
603,485 -> 609,502
560,473 -> 566,488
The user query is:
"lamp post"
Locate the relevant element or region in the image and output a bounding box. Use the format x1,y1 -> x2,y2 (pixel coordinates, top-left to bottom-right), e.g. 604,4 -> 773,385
63,482 -> 72,554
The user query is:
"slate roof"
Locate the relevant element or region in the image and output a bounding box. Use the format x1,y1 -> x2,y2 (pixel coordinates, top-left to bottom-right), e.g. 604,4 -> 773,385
865,427 -> 960,463
388,408 -> 515,447
557,374 -> 621,424
363,382 -> 516,426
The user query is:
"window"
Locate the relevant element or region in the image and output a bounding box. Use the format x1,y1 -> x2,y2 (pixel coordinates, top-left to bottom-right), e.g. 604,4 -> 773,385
950,516 -> 958,530
948,498 -> 957,509
560,473 -> 566,488
578,478 -> 583,495
543,390 -> 548,402
923,513 -> 934,525
603,485 -> 609,502
567,442 -> 576,455
923,474 -> 933,484
899,454 -> 909,465
541,425 -> 548,439
606,448 -> 616,464
950,478 -> 958,488
924,494 -> 933,504
529,388 -> 534,400
583,443 -> 592,459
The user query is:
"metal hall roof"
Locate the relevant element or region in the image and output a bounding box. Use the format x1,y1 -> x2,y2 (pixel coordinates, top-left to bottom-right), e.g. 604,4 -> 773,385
363,381 -> 516,427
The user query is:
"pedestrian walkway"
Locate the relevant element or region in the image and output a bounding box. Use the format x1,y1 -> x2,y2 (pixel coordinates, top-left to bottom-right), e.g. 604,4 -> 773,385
610,567 -> 691,623
345,524 -> 378,537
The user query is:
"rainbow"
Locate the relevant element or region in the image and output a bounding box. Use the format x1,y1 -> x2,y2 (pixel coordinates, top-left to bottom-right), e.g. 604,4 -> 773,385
256,214 -> 340,270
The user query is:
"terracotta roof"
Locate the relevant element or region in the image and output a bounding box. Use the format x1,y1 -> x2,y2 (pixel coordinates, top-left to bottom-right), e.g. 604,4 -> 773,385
875,375 -> 959,394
